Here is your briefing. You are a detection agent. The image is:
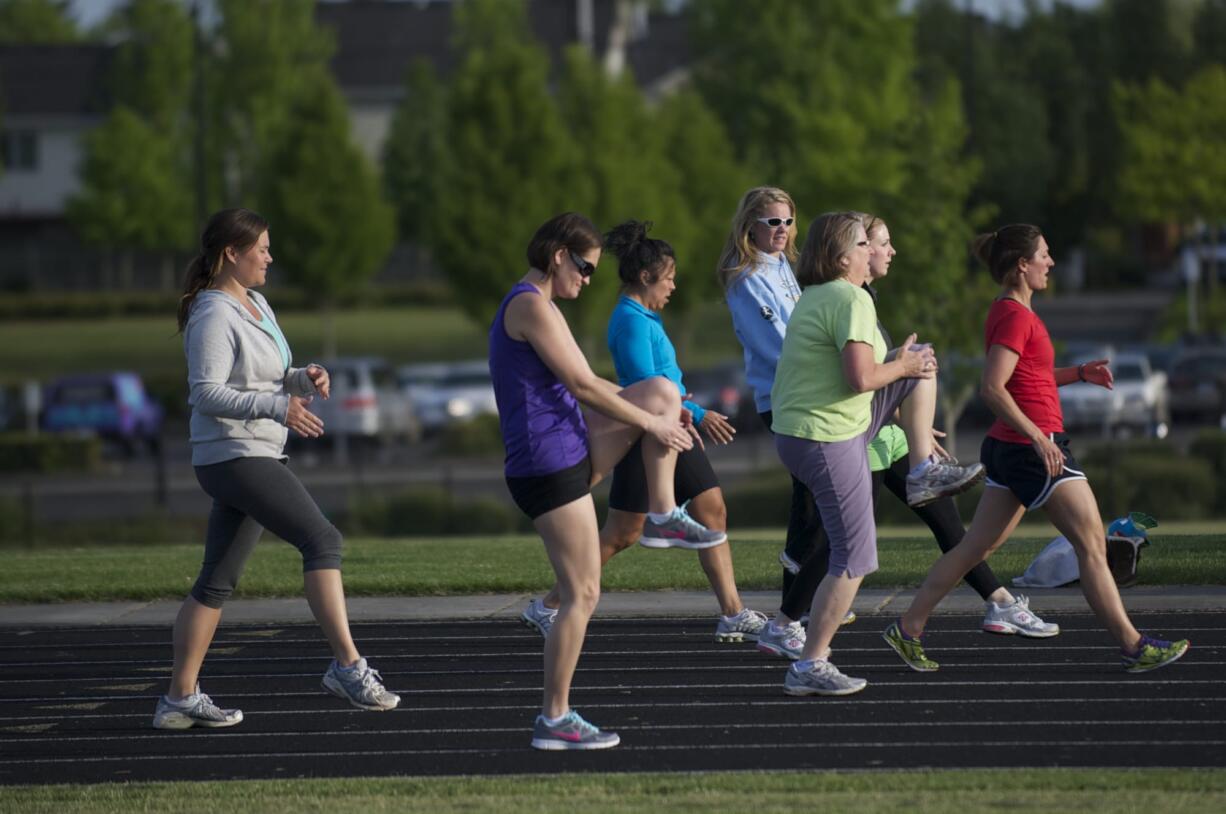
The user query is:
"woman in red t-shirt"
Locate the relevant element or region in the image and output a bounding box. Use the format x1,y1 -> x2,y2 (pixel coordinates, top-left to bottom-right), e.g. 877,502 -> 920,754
884,224 -> 1189,674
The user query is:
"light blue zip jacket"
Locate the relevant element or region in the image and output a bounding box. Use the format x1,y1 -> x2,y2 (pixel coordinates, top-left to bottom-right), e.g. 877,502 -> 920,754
724,252 -> 802,413
184,289 -> 319,466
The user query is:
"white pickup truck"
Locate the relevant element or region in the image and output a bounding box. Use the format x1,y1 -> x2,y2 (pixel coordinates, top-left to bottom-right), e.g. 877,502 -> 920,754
1060,352 -> 1170,438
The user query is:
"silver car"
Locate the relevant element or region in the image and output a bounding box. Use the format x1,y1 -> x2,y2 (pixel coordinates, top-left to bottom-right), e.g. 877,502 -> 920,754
397,359 -> 498,434
307,357 -> 419,443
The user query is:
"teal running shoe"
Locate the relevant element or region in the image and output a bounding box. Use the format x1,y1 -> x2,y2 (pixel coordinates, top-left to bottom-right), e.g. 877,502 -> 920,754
531,710 -> 620,751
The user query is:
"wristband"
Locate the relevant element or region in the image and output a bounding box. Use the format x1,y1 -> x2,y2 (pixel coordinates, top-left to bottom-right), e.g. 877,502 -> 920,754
1077,363 -> 1086,382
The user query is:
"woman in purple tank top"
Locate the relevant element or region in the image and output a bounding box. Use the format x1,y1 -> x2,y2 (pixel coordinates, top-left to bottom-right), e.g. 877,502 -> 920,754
490,212 -> 723,751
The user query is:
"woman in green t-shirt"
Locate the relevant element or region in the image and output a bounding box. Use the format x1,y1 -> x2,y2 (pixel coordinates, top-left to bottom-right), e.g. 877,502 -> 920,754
770,211 -> 984,697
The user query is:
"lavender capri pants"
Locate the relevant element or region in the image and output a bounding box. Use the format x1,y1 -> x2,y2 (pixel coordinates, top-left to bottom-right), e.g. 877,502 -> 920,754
775,375 -> 918,579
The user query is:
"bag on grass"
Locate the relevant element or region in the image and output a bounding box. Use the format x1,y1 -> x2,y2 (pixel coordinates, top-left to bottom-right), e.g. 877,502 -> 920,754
1012,511 -> 1156,589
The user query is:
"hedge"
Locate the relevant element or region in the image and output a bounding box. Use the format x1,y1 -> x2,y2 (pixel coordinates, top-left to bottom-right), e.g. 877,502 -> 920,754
0,432 -> 101,473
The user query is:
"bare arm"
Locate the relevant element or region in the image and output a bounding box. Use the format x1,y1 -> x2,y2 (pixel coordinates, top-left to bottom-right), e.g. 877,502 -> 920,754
505,291 -> 690,449
841,332 -> 934,393
980,343 -> 1063,476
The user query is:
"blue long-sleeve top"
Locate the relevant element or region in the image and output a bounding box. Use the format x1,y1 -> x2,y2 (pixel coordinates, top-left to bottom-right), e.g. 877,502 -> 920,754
724,252 -> 802,413
607,295 -> 706,426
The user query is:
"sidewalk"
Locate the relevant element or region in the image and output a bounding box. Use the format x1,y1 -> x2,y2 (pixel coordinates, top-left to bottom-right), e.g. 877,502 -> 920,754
2,586 -> 1225,627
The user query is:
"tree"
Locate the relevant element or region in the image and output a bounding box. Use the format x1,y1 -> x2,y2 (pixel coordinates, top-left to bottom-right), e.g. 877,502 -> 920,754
66,106 -> 194,288
65,0 -> 195,290
211,0 -> 334,203
424,0 -> 578,326
258,68 -> 395,358
383,59 -> 446,245
0,0 -> 78,42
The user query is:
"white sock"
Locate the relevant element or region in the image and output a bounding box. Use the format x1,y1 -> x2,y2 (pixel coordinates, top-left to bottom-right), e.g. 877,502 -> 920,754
543,711 -> 569,726
647,508 -> 675,524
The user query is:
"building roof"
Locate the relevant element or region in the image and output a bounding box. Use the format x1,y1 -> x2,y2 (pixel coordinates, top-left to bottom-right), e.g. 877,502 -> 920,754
316,0 -> 691,100
0,45 -> 113,118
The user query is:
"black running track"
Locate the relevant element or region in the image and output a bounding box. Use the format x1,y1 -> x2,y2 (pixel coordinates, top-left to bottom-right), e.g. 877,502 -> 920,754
1,611 -> 1223,785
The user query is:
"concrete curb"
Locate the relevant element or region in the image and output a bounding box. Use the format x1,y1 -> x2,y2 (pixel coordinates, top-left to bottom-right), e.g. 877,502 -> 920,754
2,585 -> 1225,628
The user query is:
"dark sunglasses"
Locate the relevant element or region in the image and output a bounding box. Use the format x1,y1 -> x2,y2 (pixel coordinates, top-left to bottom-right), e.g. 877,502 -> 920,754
756,216 -> 794,228
569,251 -> 596,278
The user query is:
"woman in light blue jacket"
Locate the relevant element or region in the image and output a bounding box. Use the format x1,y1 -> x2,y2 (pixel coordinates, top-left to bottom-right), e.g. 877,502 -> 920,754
153,209 -> 397,730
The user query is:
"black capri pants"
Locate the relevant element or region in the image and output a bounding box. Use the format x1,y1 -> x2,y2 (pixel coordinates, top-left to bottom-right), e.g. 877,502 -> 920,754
191,456 -> 344,608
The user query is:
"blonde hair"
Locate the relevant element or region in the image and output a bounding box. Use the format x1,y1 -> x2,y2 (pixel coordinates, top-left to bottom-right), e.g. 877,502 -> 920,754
795,212 -> 864,288
855,211 -> 886,241
716,186 -> 799,290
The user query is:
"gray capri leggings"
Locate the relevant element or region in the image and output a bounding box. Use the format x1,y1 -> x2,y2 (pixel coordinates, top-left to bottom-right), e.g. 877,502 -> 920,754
191,456 -> 343,608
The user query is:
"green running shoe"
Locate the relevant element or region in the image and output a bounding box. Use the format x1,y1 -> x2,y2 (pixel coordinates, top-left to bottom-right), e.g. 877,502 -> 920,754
883,621 -> 939,672
1122,635 -> 1189,673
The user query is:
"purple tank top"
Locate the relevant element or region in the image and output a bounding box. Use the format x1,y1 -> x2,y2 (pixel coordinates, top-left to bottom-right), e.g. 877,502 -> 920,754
489,282 -> 589,477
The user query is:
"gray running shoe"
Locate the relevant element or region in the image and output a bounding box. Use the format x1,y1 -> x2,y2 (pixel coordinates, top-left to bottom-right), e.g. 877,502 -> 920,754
982,594 -> 1059,638
783,659 -> 867,697
521,597 -> 557,638
152,687 -> 243,730
715,607 -> 768,642
757,620 -> 807,659
639,503 -> 727,549
531,709 -> 620,750
906,458 -> 986,507
322,657 -> 400,711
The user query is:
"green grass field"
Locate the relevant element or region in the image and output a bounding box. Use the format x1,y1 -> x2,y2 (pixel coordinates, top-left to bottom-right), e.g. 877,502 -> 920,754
1,527 -> 1222,603
3,769 -> 1225,813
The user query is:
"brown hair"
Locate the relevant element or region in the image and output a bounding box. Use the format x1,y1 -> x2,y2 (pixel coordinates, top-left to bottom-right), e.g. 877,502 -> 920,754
971,224 -> 1044,284
604,220 -> 675,291
177,208 -> 269,332
716,186 -> 799,290
795,212 -> 863,288
525,212 -> 602,276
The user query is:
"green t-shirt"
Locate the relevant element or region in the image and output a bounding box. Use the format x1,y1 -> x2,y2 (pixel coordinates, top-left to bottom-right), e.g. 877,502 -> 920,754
867,423 -> 908,472
771,278 -> 886,441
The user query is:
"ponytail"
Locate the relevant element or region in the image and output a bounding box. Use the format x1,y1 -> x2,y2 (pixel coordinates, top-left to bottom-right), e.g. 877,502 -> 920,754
604,220 -> 675,289
971,224 -> 1043,285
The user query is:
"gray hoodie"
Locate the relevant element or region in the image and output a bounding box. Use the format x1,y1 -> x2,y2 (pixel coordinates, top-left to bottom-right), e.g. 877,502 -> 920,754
184,289 -> 318,466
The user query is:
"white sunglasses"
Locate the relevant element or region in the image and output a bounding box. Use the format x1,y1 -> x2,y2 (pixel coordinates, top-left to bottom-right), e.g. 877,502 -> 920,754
756,216 -> 794,227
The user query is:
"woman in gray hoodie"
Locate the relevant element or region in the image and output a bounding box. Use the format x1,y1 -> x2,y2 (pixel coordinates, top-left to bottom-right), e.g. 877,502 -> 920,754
153,209 -> 398,730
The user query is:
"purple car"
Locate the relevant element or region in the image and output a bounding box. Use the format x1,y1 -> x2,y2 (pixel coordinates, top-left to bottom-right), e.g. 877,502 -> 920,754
41,372 -> 163,453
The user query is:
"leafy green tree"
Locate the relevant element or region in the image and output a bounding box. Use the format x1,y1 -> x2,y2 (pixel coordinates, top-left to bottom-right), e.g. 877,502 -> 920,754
258,68 -> 395,358
0,0 -> 78,42
553,44 -> 685,342
66,0 -> 195,289
66,106 -> 194,288
383,59 -> 446,245
424,0 -> 578,326
211,0 -> 334,203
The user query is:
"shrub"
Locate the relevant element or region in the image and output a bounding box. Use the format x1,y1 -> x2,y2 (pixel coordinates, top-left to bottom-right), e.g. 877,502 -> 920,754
0,433 -> 101,473
1189,429 -> 1226,508
1085,454 -> 1215,520
436,414 -> 504,458
346,486 -> 522,536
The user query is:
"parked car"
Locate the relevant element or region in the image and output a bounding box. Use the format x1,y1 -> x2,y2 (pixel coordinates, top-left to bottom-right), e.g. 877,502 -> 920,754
1167,346 -> 1226,423
683,361 -> 758,432
397,359 -> 498,434
1059,352 -> 1170,438
40,372 -> 163,453
305,357 -> 418,444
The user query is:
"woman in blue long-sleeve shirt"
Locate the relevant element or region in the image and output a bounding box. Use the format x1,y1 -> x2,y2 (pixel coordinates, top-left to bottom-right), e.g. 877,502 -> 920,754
523,220 -> 766,643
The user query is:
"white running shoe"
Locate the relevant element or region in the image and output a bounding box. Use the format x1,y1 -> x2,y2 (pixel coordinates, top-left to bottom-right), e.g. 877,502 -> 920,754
783,659 -> 867,696
982,595 -> 1059,638
322,657 -> 400,711
715,607 -> 768,642
152,686 -> 242,730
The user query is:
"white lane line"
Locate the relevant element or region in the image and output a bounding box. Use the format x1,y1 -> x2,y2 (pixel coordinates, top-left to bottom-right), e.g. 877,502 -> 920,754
5,739 -> 1226,766
3,625 -> 1222,650
4,659 -> 1226,686
4,695 -> 1223,723
4,719 -> 1223,747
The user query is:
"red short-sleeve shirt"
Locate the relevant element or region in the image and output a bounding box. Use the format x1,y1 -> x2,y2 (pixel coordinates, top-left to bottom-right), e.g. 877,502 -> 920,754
984,298 -> 1063,444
